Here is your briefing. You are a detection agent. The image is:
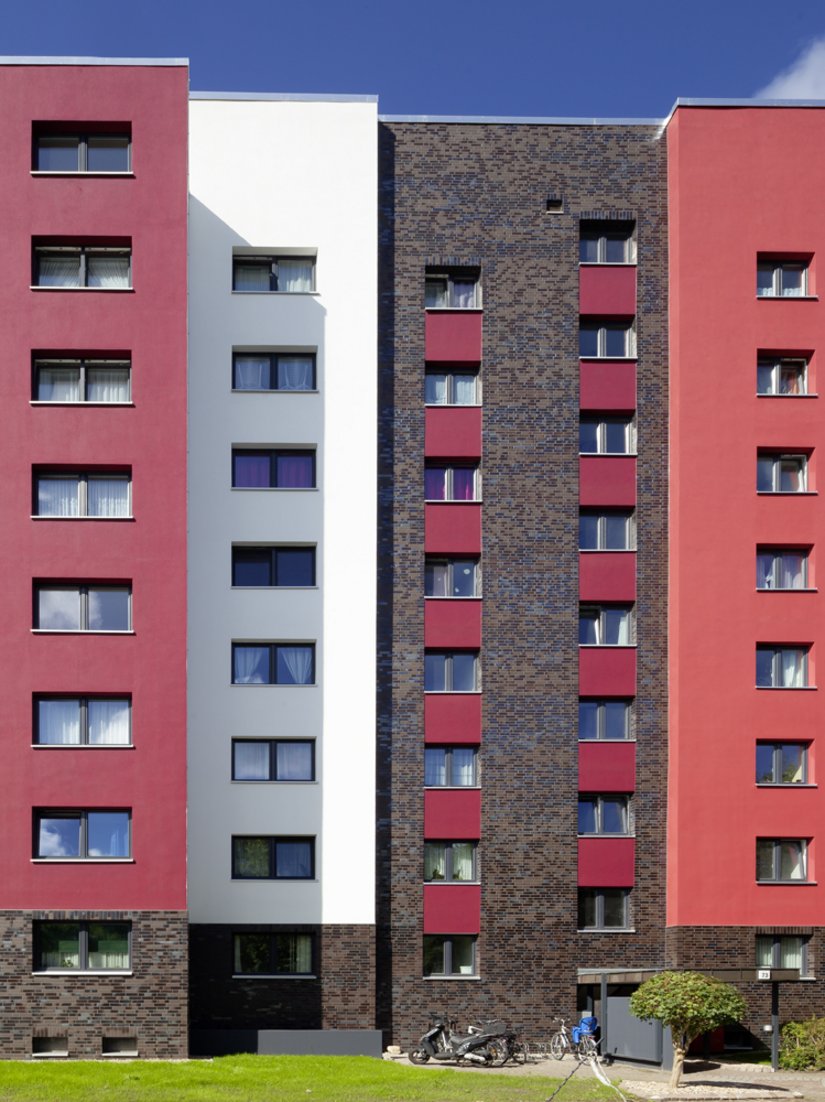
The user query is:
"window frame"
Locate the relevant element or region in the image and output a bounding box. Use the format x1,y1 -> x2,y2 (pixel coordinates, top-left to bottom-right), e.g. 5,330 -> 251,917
231,351 -> 317,392
231,449 -> 317,490
757,259 -> 810,299
33,809 -> 132,861
578,605 -> 635,647
33,470 -> 132,519
578,698 -> 633,741
424,746 -> 479,787
231,254 -> 316,294
579,320 -> 636,359
757,453 -> 809,494
756,548 -> 810,591
755,934 -> 809,975
33,245 -> 132,290
424,464 -> 481,502
32,357 -> 132,404
579,222 -> 637,265
424,557 -> 481,598
423,841 -> 479,882
231,835 -> 316,880
579,511 -> 636,551
231,545 -> 316,588
231,739 -> 315,782
756,838 -> 808,883
231,642 -> 316,686
579,416 -> 636,455
424,651 -> 481,693
33,584 -> 132,633
424,270 -> 481,310
33,920 -> 132,973
756,742 -> 809,786
757,356 -> 809,397
424,368 -> 481,406
33,696 -> 132,748
33,131 -> 131,174
577,794 -> 633,836
422,934 -> 477,978
756,645 -> 810,689
232,930 -> 315,977
577,888 -> 631,930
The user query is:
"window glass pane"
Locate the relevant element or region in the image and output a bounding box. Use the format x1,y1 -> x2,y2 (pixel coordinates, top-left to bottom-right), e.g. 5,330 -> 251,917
578,890 -> 597,927
779,745 -> 805,784
604,515 -> 629,550
756,648 -> 774,687
38,815 -> 81,857
451,560 -> 476,597
601,798 -> 628,834
779,459 -> 804,492
234,933 -> 269,973
780,363 -> 805,395
425,279 -> 447,308
604,237 -> 628,263
423,936 -> 444,976
424,654 -> 446,691
755,936 -> 774,967
782,266 -> 805,296
37,366 -> 81,401
424,749 -> 447,786
451,843 -> 475,881
234,837 -> 270,878
452,936 -> 475,974
425,467 -> 446,500
86,137 -> 129,172
275,453 -> 314,488
604,701 -> 629,739
38,477 -> 80,517
87,812 -> 129,857
578,701 -> 598,740
451,654 -> 477,692
234,741 -> 271,780
757,363 -> 774,394
756,553 -> 774,589
86,255 -> 129,289
450,280 -> 476,308
87,477 -> 129,518
579,328 -> 599,357
602,890 -> 627,927
276,741 -> 313,780
780,840 -> 805,880
780,649 -> 804,688
424,844 -> 446,880
38,255 -> 81,288
275,933 -> 312,974
604,327 -> 628,357
277,259 -> 314,293
779,936 -> 803,968
275,840 -> 312,878
578,799 -> 597,834
275,549 -> 315,586
38,923 -> 81,969
277,356 -> 314,390
425,374 -> 447,404
38,588 -> 81,630
88,700 -> 130,745
87,922 -> 129,969
38,699 -> 81,745
779,553 -> 805,589
579,612 -> 598,645
86,366 -> 130,402
603,421 -> 629,453
234,262 -> 271,291
756,839 -> 774,880
234,355 -> 271,390
579,515 -> 599,550
451,468 -> 476,501
233,645 -> 270,684
757,266 -> 775,296
275,646 -> 314,685
234,453 -> 271,488
452,749 -> 476,785
88,588 -> 130,631
453,375 -> 477,404
755,744 -> 775,784
757,457 -> 774,492
579,237 -> 600,263
233,550 -> 272,586
36,137 -> 79,171
425,561 -> 449,597
603,609 -> 629,645
579,420 -> 599,452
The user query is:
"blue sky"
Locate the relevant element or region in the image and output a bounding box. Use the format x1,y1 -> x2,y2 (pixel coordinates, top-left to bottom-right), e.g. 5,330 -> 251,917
3,0 -> 825,117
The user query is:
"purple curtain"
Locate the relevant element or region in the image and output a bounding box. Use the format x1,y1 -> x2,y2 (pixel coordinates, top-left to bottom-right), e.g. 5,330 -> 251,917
277,454 -> 314,488
234,454 -> 270,488
452,468 -> 476,500
425,468 -> 446,500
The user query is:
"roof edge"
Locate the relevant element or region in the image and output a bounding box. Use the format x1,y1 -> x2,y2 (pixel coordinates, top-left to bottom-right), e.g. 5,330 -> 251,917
191,91 -> 378,103
0,56 -> 188,66
379,112 -> 662,126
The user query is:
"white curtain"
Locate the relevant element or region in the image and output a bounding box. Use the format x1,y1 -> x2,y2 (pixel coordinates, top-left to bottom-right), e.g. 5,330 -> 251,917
88,700 -> 130,745
781,841 -> 805,880
234,646 -> 269,684
234,356 -> 271,389
38,256 -> 80,287
234,741 -> 270,779
288,934 -> 312,973
424,845 -> 446,880
425,374 -> 447,404
38,700 -> 81,744
424,750 -> 446,786
276,741 -> 312,779
88,926 -> 129,969
426,562 -> 449,597
278,259 -> 314,292
277,356 -> 314,390
43,935 -> 80,970
277,646 -> 313,684
451,281 -> 476,308
782,650 -> 803,687
88,478 -> 130,517
38,477 -> 79,517
454,374 -> 477,404
37,367 -> 81,401
87,256 -> 130,288
781,554 -> 805,589
452,749 -> 475,786
452,843 -> 475,881
87,367 -> 130,402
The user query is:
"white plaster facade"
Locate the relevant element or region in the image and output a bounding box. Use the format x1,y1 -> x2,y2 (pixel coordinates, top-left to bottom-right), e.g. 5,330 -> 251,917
187,96 -> 377,925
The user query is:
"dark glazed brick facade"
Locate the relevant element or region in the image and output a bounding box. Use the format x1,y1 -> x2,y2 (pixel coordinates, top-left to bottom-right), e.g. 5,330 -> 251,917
0,910 -> 187,1059
189,924 -> 375,1033
378,122 -> 669,1046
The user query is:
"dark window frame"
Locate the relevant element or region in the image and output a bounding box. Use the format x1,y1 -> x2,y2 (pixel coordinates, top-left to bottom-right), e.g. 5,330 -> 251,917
231,449 -> 316,489
231,545 -> 316,587
33,470 -> 132,519
33,244 -> 132,289
424,367 -> 481,405
232,930 -> 315,976
424,268 -> 481,310
232,351 -> 317,392
231,739 -> 315,782
424,463 -> 481,501
231,835 -> 316,880
578,698 -> 633,741
756,742 -> 809,785
423,840 -> 478,882
756,645 -> 810,688
755,934 -> 810,974
33,920 -> 132,972
231,643 -> 316,686
424,746 -> 479,787
579,221 -> 637,265
32,356 -> 131,403
757,258 -> 810,298
33,695 -> 132,747
757,356 -> 809,396
424,556 -> 481,598
423,934 -> 477,977
33,128 -> 131,173
579,320 -> 636,358
33,583 -> 132,632
756,838 -> 809,883
579,510 -> 635,551
577,888 -> 631,930
757,452 -> 809,493
756,547 -> 810,590
579,604 -> 635,646
231,255 -> 316,293
578,794 -> 632,836
33,809 -> 132,860
424,650 -> 481,693
579,415 -> 636,454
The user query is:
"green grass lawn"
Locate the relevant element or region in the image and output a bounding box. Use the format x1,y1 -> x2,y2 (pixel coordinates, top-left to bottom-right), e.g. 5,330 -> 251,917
0,1054 -> 621,1102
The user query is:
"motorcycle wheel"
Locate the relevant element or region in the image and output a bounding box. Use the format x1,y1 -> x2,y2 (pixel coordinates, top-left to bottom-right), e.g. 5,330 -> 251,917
485,1038 -> 509,1068
409,1049 -> 431,1065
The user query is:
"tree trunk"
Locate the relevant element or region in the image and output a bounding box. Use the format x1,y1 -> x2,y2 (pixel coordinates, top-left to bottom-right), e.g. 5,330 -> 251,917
670,1041 -> 687,1089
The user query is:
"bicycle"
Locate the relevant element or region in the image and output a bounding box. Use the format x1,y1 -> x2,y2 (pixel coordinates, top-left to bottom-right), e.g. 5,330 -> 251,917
549,1017 -> 598,1061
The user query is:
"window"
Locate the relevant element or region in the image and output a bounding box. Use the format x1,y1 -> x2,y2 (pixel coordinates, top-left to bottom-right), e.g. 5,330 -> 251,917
578,795 -> 631,835
232,352 -> 315,392
756,549 -> 809,590
34,810 -> 130,859
232,836 -> 314,879
232,546 -> 315,587
33,130 -> 130,173
232,740 -> 315,781
579,511 -> 635,551
579,221 -> 636,264
757,357 -> 808,396
579,416 -> 635,454
34,697 -> 131,747
425,557 -> 481,598
756,935 -> 809,973
34,472 -> 131,519
579,699 -> 632,740
756,743 -> 808,785
232,449 -> 315,489
579,320 -> 636,358
756,838 -> 808,882
424,651 -> 480,692
34,585 -> 131,632
756,646 -> 809,688
232,643 -> 315,686
424,746 -> 478,786
757,259 -> 809,298
33,921 -> 130,972
232,254 -> 315,293
424,464 -> 480,501
33,245 -> 131,289
425,269 -> 480,309
424,369 -> 480,405
423,935 -> 476,977
233,932 -> 314,976
33,358 -> 131,403
578,888 -> 630,930
424,842 -> 477,882
579,605 -> 633,646
757,453 -> 808,493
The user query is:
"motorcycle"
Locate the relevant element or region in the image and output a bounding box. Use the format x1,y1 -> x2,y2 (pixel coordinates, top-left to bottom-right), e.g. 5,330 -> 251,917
409,1014 -> 510,1066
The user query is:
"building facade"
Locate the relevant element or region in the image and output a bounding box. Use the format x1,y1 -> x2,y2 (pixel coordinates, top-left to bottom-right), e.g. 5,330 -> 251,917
0,56 -> 824,1059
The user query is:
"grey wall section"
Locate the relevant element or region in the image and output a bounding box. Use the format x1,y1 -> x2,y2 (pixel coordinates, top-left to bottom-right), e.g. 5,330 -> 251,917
190,1029 -> 383,1057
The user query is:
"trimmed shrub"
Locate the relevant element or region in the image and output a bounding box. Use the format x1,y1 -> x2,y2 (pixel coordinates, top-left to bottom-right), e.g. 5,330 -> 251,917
780,1017 -> 825,1070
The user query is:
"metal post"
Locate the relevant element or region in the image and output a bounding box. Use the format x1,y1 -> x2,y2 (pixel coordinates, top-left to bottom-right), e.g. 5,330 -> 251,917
771,982 -> 779,1072
600,975 -> 608,1058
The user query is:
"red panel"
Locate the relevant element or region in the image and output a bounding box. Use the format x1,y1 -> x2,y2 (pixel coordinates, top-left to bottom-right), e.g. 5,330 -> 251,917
579,457 -> 636,507
578,838 -> 635,887
580,361 -> 636,411
424,600 -> 482,649
425,504 -> 482,554
425,407 -> 482,459
578,742 -> 636,792
579,648 -> 636,696
579,266 -> 636,317
425,311 -> 482,362
424,694 -> 482,743
579,553 -> 636,601
0,65 -> 188,910
423,884 -> 481,934
424,789 -> 482,839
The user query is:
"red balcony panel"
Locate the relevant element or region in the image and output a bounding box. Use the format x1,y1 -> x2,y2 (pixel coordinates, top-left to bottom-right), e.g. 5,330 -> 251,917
425,311 -> 483,362
579,553 -> 636,602
424,600 -> 482,649
578,838 -> 635,887
579,265 -> 637,317
424,694 -> 482,744
578,742 -> 636,792
580,457 -> 636,507
579,647 -> 636,696
425,504 -> 482,554
423,884 -> 481,934
425,407 -> 482,459
580,361 -> 636,411
424,789 -> 482,839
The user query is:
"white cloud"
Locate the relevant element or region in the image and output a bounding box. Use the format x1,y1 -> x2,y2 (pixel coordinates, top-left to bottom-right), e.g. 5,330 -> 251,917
755,37 -> 825,99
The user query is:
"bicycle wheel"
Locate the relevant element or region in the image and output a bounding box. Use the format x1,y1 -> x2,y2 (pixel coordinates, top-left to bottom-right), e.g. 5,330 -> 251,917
485,1037 -> 509,1067
549,1032 -> 565,1060
580,1035 -> 598,1059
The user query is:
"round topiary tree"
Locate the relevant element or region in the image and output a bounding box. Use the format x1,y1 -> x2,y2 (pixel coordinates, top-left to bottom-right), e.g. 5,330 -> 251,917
629,970 -> 747,1088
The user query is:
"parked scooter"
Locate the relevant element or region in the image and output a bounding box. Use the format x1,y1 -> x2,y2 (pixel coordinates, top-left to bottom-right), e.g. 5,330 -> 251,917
409,1014 -> 509,1066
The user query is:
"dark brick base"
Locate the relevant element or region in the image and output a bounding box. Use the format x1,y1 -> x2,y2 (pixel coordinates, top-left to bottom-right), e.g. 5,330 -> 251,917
189,924 -> 375,1034
0,910 -> 188,1060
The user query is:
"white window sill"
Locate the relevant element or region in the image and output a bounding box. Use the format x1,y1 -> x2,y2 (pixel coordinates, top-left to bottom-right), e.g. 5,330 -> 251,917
757,491 -> 817,496
756,685 -> 816,690
231,878 -> 317,883
579,644 -> 637,649
425,499 -> 482,505
31,1052 -> 69,1058
231,682 -> 316,688
31,171 -> 134,178
101,1051 -> 139,1057
424,595 -> 483,601
424,307 -> 483,313
30,286 -> 133,293
424,403 -> 482,408
578,262 -> 636,268
757,295 -> 818,301
579,452 -> 637,458
233,973 -> 316,980
32,630 -> 134,635
578,927 -> 636,933
756,783 -> 817,788
31,743 -> 134,750
423,690 -> 482,695
232,389 -> 319,395
31,516 -> 134,522
578,738 -> 636,744
424,785 -> 481,791
423,974 -> 480,980
757,587 -> 817,592
577,834 -> 635,840
579,549 -> 636,554
32,858 -> 134,864
30,401 -> 134,407
33,970 -> 133,976
756,393 -> 818,399
231,290 -> 319,296
579,356 -> 637,362
425,880 -> 481,886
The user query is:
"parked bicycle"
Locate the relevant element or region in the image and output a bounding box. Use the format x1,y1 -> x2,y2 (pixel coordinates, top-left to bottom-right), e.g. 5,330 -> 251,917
409,1014 -> 512,1066
549,1015 -> 599,1061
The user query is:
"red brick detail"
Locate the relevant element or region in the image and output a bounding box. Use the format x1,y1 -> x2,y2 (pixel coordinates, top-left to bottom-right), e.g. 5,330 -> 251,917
424,789 -> 481,839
